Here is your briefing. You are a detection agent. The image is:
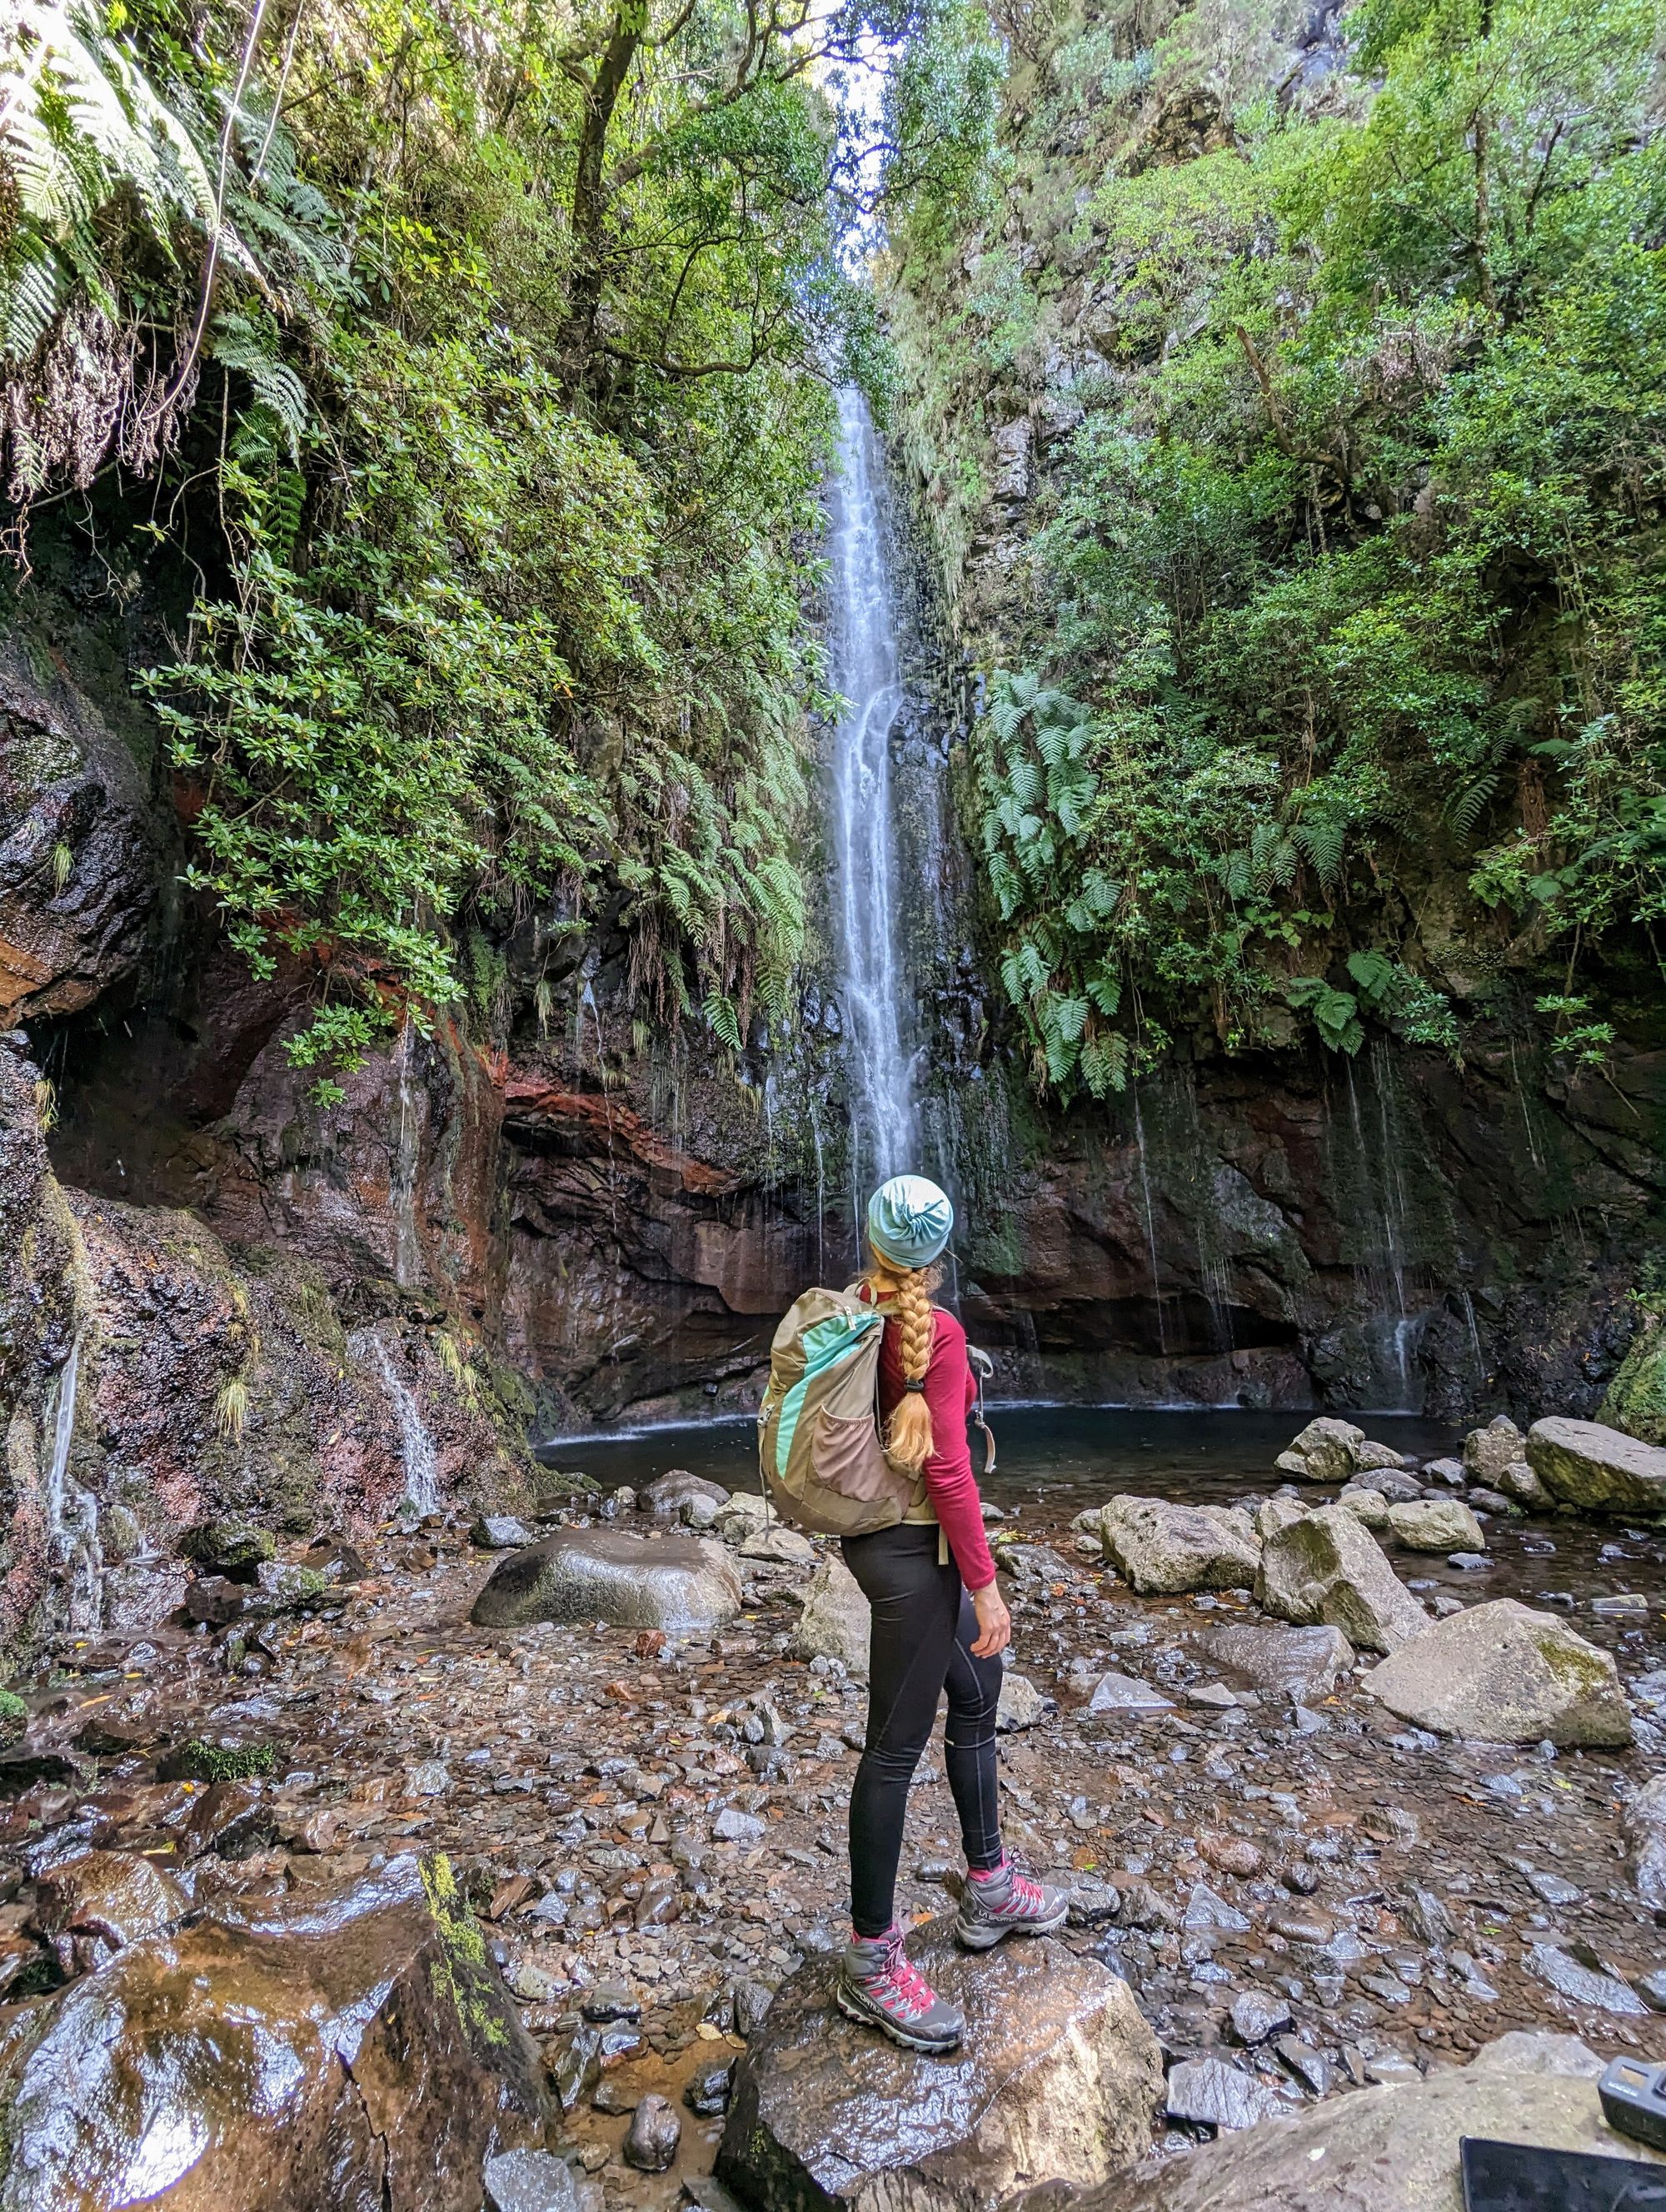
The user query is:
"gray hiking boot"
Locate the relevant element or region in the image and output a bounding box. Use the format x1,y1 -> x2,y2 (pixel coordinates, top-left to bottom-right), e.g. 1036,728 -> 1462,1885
837,1926 -> 965,2052
955,1856 -> 1070,1950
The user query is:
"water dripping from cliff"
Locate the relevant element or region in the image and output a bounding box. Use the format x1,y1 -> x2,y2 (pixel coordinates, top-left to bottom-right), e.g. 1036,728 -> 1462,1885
826,387 -> 920,1215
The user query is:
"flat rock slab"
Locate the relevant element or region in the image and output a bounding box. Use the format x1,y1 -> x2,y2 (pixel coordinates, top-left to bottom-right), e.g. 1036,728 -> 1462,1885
1364,1598 -> 1633,1746
1197,1624 -> 1352,1701
471,1527 -> 742,1632
0,1854 -> 546,2212
1020,2031 -> 1664,2212
717,1916 -> 1163,2212
1527,1417 -> 1666,1514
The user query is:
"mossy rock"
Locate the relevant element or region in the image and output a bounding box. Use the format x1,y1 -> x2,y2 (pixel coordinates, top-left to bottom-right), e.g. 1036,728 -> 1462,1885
157,1739 -> 278,1784
0,1692 -> 28,1749
1602,1311 -> 1666,1447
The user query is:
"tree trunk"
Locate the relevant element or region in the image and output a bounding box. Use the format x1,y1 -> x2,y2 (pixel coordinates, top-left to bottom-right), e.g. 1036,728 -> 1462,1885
565,0 -> 648,369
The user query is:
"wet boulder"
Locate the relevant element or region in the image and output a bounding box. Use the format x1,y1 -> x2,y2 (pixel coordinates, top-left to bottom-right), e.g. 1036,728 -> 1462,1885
718,1916 -> 1163,2212
1027,2030 -> 1658,2211
0,1854 -> 546,2212
793,1553 -> 870,1675
1097,1497 -> 1260,1597
1464,1415 -> 1526,1487
1385,1498 -> 1485,1553
1496,1458 -> 1554,1511
1274,1418 -> 1364,1482
1364,1599 -> 1632,1746
1258,1506 -> 1428,1654
639,1471 -> 731,1521
1526,1417 -> 1666,1515
1197,1623 -> 1353,1702
714,1493 -> 771,1545
32,1847 -> 188,1975
471,1527 -> 742,1633
1253,1497 -> 1307,1542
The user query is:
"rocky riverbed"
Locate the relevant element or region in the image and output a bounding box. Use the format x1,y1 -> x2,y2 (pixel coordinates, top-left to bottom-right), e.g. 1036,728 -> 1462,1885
2,1413 -> 1666,2208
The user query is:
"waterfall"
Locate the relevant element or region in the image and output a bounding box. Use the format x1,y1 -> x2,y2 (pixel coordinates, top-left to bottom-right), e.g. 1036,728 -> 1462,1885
357,1330 -> 439,1519
43,1328 -> 102,1632
826,386 -> 919,1216
1131,1089 -> 1169,1355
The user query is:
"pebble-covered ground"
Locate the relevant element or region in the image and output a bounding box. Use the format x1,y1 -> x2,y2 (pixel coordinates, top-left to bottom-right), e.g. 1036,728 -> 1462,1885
8,1417 -> 1666,2205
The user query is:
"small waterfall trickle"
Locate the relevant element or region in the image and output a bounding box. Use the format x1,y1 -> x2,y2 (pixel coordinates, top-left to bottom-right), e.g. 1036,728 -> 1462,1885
826,387 -> 920,1220
357,1330 -> 439,1520
44,1328 -> 102,1631
1130,1089 -> 1169,1355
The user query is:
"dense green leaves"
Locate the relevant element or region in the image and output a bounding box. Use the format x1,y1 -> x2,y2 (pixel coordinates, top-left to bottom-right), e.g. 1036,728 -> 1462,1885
909,0 -> 1665,1094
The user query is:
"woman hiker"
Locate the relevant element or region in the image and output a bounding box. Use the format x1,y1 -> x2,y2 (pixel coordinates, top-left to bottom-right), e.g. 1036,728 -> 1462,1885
837,1173 -> 1067,2051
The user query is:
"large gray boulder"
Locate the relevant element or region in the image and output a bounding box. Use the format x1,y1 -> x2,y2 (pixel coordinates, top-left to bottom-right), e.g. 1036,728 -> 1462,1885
1198,1623 -> 1353,1701
1099,1497 -> 1260,1596
1364,1599 -> 1632,1746
793,1553 -> 870,1675
1274,1417 -> 1363,1483
1527,1417 -> 1666,1514
471,1527 -> 741,1632
1463,1415 -> 1526,1486
1385,1497 -> 1485,1553
1025,2031 -> 1658,2212
1257,1507 -> 1428,1654
717,1916 -> 1163,2212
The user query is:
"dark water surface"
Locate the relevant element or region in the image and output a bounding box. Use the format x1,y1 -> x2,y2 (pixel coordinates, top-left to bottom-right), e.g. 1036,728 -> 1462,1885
538,1404 -> 1666,1657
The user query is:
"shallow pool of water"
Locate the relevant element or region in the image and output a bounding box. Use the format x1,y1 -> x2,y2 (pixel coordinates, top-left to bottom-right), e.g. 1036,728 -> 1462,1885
538,1406 -> 1456,1517
536,1404 -> 1666,1657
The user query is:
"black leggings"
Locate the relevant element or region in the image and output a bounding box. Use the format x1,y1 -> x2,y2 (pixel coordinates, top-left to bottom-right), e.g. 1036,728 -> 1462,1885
841,1522 -> 1005,1938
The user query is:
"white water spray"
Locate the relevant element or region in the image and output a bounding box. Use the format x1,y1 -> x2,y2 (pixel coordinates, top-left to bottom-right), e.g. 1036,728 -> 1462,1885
827,387 -> 919,1216
358,1331 -> 439,1519
44,1328 -> 102,1631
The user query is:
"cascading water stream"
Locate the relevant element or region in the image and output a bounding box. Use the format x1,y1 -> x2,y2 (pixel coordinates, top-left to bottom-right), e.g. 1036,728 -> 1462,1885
826,386 -> 920,1219
355,1329 -> 439,1520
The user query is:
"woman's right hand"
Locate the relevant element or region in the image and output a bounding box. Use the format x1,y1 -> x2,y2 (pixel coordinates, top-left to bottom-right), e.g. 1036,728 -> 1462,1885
969,1580 -> 1011,1658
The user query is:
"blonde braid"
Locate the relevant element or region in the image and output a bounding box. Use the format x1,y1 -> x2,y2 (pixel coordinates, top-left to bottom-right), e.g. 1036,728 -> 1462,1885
865,1248 -> 940,1473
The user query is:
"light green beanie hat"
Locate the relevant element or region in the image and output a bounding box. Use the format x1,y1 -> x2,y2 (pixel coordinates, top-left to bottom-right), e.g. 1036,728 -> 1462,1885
866,1173 -> 955,1270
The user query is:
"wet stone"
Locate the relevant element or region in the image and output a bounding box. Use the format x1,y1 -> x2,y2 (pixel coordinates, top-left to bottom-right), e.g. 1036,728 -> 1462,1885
1068,1880 -> 1123,1926
1200,1623 -> 1353,1701
484,2149 -> 580,2212
1527,1944 -> 1651,2015
1165,2055 -> 1284,2131
472,1516 -> 534,1549
623,2091 -> 682,2171
32,1846 -> 188,1973
1274,2036 -> 1333,2095
686,2056 -> 736,2115
1183,1883 -> 1250,1937
1229,1989 -> 1293,2045
1086,1671 -> 1175,1716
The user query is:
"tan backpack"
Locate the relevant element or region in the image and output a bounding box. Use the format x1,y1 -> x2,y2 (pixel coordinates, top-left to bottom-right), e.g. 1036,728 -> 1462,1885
756,1287 -> 926,1536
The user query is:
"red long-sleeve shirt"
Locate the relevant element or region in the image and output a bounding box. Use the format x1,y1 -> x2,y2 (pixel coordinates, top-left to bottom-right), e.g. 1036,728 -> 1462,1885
873,1301 -> 997,1592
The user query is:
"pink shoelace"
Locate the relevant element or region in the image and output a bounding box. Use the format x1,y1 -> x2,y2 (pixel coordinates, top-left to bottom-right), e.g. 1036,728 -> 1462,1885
871,1927 -> 936,2019
970,1855 -> 1047,1916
